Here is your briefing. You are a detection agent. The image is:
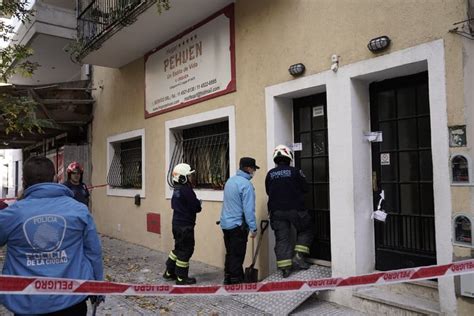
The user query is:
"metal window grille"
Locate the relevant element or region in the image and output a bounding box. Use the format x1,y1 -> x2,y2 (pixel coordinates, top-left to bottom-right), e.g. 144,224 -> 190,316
107,138 -> 142,189
168,121 -> 229,189
452,155 -> 469,183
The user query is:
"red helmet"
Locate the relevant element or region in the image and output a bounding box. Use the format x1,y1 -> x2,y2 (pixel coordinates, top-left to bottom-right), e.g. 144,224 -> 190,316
67,161 -> 84,174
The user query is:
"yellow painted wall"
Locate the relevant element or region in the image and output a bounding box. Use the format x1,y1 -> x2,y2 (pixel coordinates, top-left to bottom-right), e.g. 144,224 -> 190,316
90,0 -> 468,280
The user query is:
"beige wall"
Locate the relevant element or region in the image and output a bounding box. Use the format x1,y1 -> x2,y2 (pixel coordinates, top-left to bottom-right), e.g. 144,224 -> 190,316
90,0 -> 468,280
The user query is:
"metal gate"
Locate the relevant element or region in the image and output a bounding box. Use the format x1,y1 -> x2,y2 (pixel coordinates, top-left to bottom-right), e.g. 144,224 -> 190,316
370,72 -> 436,270
293,93 -> 331,261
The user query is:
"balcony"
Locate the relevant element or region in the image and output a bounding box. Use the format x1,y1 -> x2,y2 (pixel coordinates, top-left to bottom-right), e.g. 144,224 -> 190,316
77,0 -> 233,68
8,1 -> 81,85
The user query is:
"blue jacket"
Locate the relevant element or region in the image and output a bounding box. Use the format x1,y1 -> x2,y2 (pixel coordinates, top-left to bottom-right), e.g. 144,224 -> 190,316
220,170 -> 257,232
0,183 -> 103,315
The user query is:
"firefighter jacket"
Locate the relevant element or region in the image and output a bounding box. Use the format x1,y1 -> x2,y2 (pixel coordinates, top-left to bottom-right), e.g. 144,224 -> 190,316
171,183 -> 202,227
265,164 -> 309,213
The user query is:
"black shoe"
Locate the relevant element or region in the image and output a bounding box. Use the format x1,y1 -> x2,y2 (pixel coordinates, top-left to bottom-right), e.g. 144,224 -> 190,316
163,270 -> 177,280
281,268 -> 292,278
176,276 -> 197,285
292,252 -> 310,270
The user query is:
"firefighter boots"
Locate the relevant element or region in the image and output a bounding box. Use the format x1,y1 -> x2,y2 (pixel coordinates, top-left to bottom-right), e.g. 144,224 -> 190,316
281,268 -> 292,278
163,270 -> 177,280
292,252 -> 310,270
176,276 -> 197,285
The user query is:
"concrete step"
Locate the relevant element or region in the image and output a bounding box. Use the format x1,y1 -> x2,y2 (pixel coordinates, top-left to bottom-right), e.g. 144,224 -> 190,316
385,280 -> 439,303
353,286 -> 441,315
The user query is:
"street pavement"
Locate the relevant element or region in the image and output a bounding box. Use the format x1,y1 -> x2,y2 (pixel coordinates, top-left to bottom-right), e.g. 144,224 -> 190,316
0,235 -> 362,315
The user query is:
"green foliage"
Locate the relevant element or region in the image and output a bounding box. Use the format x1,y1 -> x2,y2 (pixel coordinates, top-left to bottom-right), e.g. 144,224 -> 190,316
156,0 -> 171,14
0,93 -> 52,136
0,1 -> 44,136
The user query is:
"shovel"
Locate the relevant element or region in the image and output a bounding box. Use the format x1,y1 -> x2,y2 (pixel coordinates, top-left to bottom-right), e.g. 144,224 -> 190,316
244,220 -> 269,283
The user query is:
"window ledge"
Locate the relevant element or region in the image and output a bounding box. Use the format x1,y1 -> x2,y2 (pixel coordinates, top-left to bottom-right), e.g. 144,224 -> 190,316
451,183 -> 474,187
453,242 -> 474,248
107,187 -> 145,198
165,188 -> 223,201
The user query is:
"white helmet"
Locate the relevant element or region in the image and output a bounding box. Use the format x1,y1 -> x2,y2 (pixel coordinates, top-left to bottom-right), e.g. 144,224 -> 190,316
172,163 -> 195,183
273,144 -> 293,162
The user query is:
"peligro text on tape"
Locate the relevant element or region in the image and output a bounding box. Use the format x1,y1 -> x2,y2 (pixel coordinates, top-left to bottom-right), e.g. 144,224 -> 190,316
0,259 -> 473,296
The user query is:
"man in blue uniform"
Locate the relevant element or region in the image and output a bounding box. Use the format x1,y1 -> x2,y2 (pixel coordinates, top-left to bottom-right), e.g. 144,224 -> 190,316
0,156 -> 103,315
220,157 -> 258,285
266,145 -> 313,278
163,163 -> 202,285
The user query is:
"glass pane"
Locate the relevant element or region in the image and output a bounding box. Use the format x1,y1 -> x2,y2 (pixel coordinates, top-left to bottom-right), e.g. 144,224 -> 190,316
301,133 -> 311,157
419,150 -> 433,181
398,118 -> 418,149
312,105 -> 326,129
313,157 -> 328,182
299,106 -> 311,132
399,151 -> 419,181
417,83 -> 430,115
380,121 -> 397,151
381,153 -> 398,181
312,131 -> 326,156
377,90 -> 396,120
314,184 -> 329,210
455,216 -> 472,244
397,87 -> 416,117
400,184 -> 419,215
452,156 -> 469,183
420,183 -> 434,215
418,117 -> 431,148
379,183 -> 399,213
304,184 -> 314,209
301,158 -> 312,184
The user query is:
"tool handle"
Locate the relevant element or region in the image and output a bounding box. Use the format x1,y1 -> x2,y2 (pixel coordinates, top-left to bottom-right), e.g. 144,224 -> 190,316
250,220 -> 269,267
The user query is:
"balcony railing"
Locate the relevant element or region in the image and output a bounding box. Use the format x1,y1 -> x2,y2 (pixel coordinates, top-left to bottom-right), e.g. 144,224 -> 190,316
77,0 -> 156,59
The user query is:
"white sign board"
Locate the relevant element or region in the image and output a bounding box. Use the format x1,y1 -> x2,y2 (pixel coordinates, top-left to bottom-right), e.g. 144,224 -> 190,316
145,5 -> 235,117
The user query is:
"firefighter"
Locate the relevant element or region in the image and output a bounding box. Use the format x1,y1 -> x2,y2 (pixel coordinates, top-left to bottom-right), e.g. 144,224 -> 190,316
64,161 -> 90,207
265,145 -> 313,278
163,163 -> 202,285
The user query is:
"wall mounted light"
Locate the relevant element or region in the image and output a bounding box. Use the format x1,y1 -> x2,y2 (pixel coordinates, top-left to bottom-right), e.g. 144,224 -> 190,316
288,63 -> 305,76
367,36 -> 391,53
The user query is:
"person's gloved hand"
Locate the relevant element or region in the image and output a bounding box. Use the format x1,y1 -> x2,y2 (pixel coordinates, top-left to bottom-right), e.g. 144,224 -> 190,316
89,295 -> 105,305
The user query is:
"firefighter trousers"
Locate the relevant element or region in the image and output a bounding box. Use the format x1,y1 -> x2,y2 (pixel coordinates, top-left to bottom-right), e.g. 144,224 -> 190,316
270,209 -> 314,269
166,225 -> 195,278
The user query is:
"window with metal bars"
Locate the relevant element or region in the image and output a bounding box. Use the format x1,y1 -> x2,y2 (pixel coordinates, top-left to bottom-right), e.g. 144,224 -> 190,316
168,121 -> 229,189
107,138 -> 142,189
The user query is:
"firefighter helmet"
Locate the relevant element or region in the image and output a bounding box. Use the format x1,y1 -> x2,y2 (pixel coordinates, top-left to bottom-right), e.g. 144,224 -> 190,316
273,144 -> 293,162
66,161 -> 84,174
172,163 -> 195,184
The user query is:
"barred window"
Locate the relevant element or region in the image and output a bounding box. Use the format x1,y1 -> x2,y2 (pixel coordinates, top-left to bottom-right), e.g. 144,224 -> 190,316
168,121 -> 229,190
452,155 -> 469,183
454,215 -> 472,245
107,138 -> 142,189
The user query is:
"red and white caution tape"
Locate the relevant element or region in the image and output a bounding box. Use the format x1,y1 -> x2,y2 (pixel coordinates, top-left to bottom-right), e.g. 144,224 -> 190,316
0,259 -> 473,296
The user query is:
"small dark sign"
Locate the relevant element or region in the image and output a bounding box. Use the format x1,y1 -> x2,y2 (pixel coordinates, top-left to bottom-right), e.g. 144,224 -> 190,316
449,125 -> 467,147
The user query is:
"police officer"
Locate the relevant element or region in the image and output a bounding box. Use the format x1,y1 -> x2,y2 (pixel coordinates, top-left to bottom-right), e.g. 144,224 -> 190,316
265,145 -> 313,278
163,163 -> 202,285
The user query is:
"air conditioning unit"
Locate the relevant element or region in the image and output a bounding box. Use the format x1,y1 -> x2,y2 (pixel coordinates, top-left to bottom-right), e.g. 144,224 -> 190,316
460,273 -> 474,298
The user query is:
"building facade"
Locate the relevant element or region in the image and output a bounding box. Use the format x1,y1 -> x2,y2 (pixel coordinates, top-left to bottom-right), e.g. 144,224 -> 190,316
78,0 -> 474,314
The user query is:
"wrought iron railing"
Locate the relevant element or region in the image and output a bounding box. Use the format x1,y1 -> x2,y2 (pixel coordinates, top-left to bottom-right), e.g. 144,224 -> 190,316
168,122 -> 229,190
76,0 -> 156,58
107,139 -> 142,189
